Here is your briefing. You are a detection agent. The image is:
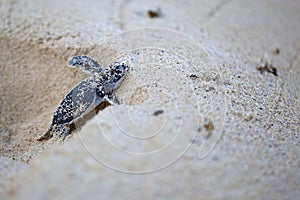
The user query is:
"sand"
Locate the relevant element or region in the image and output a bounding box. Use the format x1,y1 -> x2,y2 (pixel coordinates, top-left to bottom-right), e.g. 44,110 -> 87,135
0,0 -> 299,199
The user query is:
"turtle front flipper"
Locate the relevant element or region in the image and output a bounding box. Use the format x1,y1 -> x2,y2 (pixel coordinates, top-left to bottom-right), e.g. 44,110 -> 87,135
104,93 -> 120,105
68,55 -> 102,75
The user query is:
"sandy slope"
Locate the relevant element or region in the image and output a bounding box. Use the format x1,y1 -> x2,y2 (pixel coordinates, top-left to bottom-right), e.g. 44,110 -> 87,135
0,0 -> 299,199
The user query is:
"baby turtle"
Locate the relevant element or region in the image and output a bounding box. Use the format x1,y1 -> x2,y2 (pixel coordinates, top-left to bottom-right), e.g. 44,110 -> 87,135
37,55 -> 129,141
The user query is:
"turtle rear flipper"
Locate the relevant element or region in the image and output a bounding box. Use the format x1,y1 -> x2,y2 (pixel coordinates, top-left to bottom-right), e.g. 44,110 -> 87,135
56,125 -> 70,140
37,125 -> 70,141
68,55 -> 102,75
37,126 -> 53,141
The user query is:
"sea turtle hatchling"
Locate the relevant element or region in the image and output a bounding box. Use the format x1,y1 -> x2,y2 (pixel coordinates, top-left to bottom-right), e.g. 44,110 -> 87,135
37,55 -> 129,141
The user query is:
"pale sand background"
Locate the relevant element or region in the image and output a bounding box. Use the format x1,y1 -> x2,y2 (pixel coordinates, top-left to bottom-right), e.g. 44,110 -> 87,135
0,0 -> 299,199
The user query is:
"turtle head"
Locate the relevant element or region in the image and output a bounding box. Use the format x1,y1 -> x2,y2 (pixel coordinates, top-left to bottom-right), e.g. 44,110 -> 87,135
109,62 -> 129,86
98,62 -> 129,93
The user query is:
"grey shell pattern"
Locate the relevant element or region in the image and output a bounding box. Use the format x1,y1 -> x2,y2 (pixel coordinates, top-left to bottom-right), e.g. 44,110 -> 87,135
52,77 -> 102,126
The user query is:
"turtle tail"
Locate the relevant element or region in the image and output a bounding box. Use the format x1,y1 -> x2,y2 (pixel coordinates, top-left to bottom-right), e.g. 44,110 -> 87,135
37,126 -> 53,141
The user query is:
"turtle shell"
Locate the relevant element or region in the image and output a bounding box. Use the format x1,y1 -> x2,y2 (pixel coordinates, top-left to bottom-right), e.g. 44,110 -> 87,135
52,77 -> 103,126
